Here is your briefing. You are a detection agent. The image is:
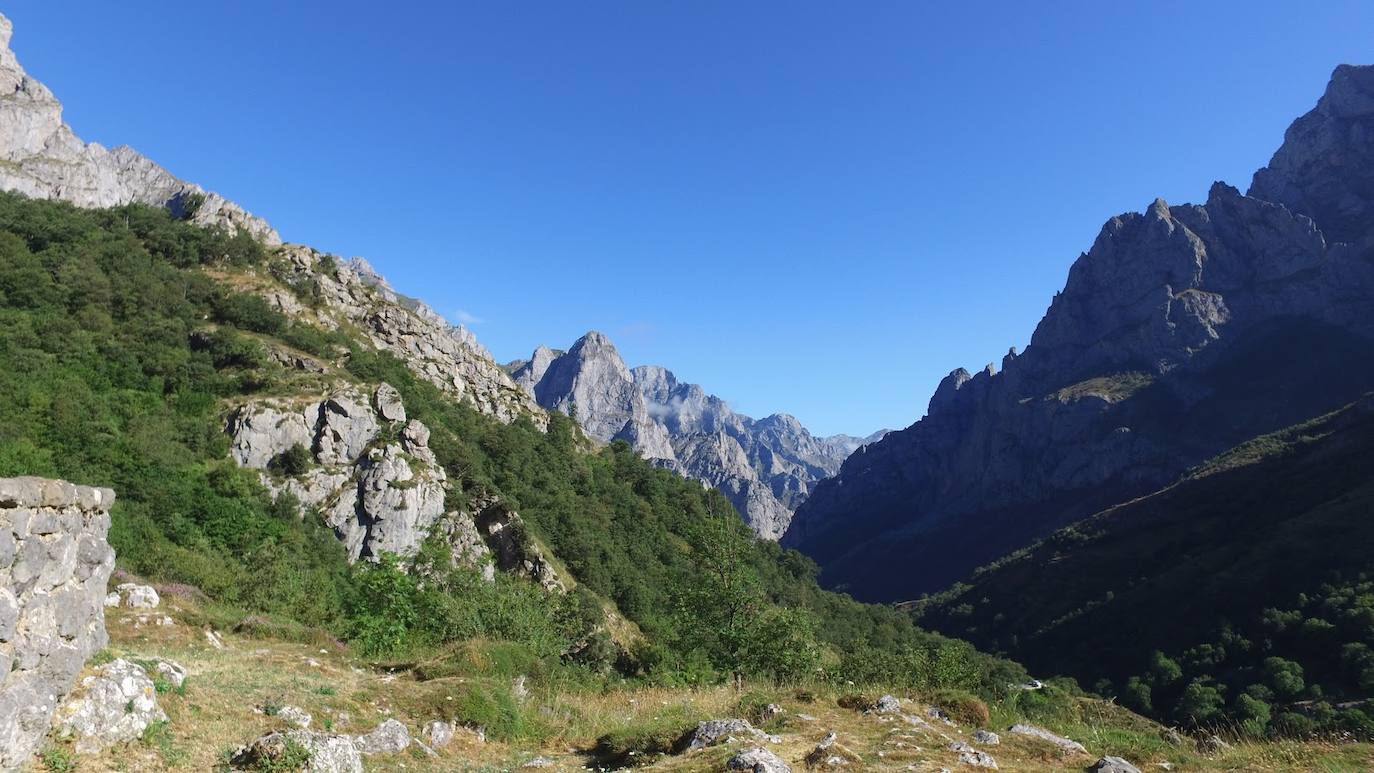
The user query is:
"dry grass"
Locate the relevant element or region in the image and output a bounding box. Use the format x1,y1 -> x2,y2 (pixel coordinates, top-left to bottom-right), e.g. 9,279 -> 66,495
38,594 -> 1374,772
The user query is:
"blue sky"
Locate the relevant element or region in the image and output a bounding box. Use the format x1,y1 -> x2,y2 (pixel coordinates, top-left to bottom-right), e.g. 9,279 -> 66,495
7,2 -> 1373,436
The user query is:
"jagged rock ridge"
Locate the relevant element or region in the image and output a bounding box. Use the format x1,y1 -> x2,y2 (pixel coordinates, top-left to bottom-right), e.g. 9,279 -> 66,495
783,64 -> 1374,601
0,14 -> 279,244
508,333 -> 884,539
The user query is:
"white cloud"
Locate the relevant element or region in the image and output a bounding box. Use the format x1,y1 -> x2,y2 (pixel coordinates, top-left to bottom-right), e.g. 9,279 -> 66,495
452,309 -> 486,326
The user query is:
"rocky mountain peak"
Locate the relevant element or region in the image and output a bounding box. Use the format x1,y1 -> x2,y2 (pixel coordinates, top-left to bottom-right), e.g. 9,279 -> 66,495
508,332 -> 874,538
1249,63 -> 1374,245
0,12 -> 280,244
786,62 -> 1374,599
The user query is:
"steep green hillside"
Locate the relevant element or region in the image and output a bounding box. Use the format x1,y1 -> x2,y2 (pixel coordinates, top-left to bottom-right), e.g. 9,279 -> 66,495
917,396 -> 1374,737
0,191 -> 1021,696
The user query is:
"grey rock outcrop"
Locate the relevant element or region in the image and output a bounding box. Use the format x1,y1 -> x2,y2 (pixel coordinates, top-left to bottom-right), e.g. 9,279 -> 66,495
1007,724 -> 1088,754
785,64 -> 1374,600
53,658 -> 167,754
0,14 -> 279,244
684,718 -> 773,750
226,384 -> 460,563
353,718 -> 410,754
949,741 -> 998,769
509,332 -> 879,538
0,476 -> 116,769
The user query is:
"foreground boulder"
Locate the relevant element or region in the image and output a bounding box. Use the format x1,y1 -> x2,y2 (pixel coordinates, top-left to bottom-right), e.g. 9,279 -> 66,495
0,476 -> 116,769
353,718 -> 411,754
53,658 -> 167,753
682,718 -> 776,750
232,730 -> 363,773
1090,756 -> 1142,773
727,746 -> 791,773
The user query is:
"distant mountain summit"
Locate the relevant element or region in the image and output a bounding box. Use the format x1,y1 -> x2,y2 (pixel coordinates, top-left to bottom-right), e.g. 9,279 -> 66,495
785,64 -> 1374,600
0,15 -> 278,244
509,332 -> 885,538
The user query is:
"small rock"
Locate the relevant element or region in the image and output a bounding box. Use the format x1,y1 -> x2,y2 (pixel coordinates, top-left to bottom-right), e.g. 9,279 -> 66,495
972,730 -> 1000,746
205,628 -> 226,649
1159,728 -> 1184,747
1090,756 -> 1142,773
685,718 -> 767,750
1196,735 -> 1231,755
354,718 -> 410,754
103,592 -> 121,607
522,756 -> 554,768
512,674 -> 530,701
872,695 -> 902,714
374,383 -> 407,423
154,659 -> 188,688
117,582 -> 160,609
423,720 -> 454,749
1008,724 -> 1087,754
727,746 -> 792,773
233,730 -> 362,773
949,742 -> 997,769
761,703 -> 784,721
277,705 -> 313,729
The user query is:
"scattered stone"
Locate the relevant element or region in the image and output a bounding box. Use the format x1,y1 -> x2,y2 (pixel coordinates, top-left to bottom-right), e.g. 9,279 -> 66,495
949,742 -> 997,769
205,628 -> 226,650
1159,728 -> 1184,747
796,713 -> 818,722
872,694 -> 902,714
1196,735 -> 1231,755
972,730 -> 1000,746
513,674 -> 530,701
353,718 -> 410,754
154,660 -> 188,688
684,718 -> 772,750
522,756 -> 554,768
103,592 -> 120,607
53,658 -> 167,753
117,582 -> 160,609
761,703 -> 784,721
1091,756 -> 1142,773
233,730 -> 363,773
277,705 -> 312,729
374,383 -> 407,423
423,720 -> 454,749
726,746 -> 791,773
1008,724 -> 1088,754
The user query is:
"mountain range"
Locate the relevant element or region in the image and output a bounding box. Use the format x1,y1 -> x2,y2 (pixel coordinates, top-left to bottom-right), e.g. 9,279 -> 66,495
507,332 -> 886,538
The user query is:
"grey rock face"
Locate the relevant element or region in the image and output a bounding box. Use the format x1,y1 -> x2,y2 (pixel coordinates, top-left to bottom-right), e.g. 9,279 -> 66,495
422,720 -> 454,749
273,247 -> 544,427
0,14 -> 279,244
227,385 -> 451,563
727,746 -> 792,773
54,658 -> 167,754
785,65 -> 1374,600
0,476 -> 116,770
972,729 -> 1000,746
509,332 -> 876,538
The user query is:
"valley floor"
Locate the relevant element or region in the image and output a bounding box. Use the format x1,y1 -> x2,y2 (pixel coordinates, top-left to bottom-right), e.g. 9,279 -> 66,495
40,589 -> 1374,772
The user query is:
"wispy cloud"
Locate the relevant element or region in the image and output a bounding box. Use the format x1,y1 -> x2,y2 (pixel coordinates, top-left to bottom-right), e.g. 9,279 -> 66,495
452,309 -> 486,326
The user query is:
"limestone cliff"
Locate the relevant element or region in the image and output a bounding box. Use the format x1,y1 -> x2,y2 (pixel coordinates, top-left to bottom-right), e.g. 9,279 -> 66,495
0,14 -> 278,244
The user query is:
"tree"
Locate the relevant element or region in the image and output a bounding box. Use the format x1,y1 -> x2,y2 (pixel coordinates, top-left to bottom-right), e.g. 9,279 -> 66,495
1263,657 -> 1305,699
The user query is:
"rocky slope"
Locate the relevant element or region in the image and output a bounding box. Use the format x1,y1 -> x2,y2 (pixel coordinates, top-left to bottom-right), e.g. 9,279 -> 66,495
508,332 -> 882,538
0,13 -> 543,430
0,15 -> 278,244
784,64 -> 1374,601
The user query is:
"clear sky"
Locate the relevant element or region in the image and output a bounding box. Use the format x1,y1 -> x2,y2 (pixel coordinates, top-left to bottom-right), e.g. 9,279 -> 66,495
6,2 -> 1373,436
